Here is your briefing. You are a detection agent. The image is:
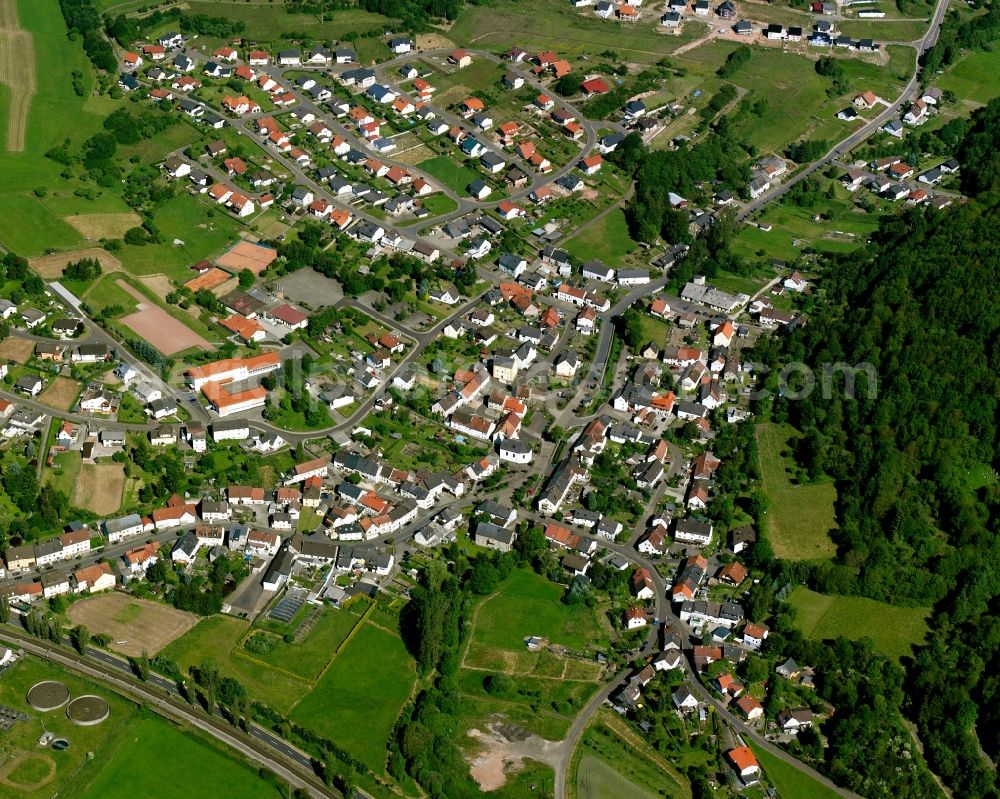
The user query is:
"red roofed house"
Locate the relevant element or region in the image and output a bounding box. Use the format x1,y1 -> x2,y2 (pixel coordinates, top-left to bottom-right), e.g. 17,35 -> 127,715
497,200 -> 524,220
625,606 -> 648,629
266,304 -> 309,330
726,747 -> 761,784
449,49 -> 473,68
735,694 -> 764,720
580,154 -> 603,175
581,77 -> 610,96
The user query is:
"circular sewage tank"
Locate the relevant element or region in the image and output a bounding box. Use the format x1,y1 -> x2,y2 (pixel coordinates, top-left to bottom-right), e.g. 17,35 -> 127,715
26,682 -> 70,713
66,695 -> 109,726
50,739 -> 70,751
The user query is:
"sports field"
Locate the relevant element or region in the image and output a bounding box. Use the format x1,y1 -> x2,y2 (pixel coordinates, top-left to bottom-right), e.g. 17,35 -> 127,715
78,716 -> 280,799
74,462 -> 125,515
786,586 -> 930,661
216,240 -> 278,274
755,423 -> 837,561
290,620 -> 415,773
117,280 -> 214,355
67,594 -> 199,657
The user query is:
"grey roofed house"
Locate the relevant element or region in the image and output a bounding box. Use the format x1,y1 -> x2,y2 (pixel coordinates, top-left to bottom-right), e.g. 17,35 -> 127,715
734,19 -> 752,33
556,174 -> 583,191
468,178 -> 490,197
76,342 -> 109,359
148,397 -> 176,416
119,74 -> 140,91
103,514 -> 142,536
444,219 -> 471,239
478,215 -> 504,235
598,132 -> 625,152
474,522 -> 515,547
480,151 -> 505,170
336,47 -> 356,62
476,499 -> 514,525
172,531 -> 199,559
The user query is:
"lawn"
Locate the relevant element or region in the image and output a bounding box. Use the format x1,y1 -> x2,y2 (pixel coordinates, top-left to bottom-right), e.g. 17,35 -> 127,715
418,193 -> 459,216
750,742 -> 844,799
733,185 -> 879,261
472,567 -> 606,652
562,209 -> 638,265
417,155 -> 482,196
79,716 -> 281,799
45,450 -> 82,498
755,423 -> 837,561
290,621 -> 416,774
786,586 -> 931,661
160,615 -> 309,713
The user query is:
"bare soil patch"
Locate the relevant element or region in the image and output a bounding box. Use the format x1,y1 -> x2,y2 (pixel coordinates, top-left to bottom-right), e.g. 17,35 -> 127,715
39,376 -> 81,411
0,0 -> 36,152
74,462 -> 125,515
416,32 -> 454,50
216,240 -> 278,274
466,723 -> 564,791
118,279 -> 213,355
64,213 -> 142,240
67,594 -> 198,657
0,336 -> 34,363
29,248 -> 124,279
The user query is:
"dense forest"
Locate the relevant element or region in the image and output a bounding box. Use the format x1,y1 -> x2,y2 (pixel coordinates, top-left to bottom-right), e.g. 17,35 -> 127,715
59,0 -> 116,72
752,98 -> 1000,797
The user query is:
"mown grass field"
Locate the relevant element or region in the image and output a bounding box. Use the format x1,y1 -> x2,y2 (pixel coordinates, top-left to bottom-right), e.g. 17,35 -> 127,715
750,742 -> 844,799
786,586 -> 930,661
472,568 -> 607,651
576,715 -> 694,799
563,209 -> 638,265
290,621 -> 415,774
417,154 -> 482,196
755,423 -> 838,561
79,716 -> 281,799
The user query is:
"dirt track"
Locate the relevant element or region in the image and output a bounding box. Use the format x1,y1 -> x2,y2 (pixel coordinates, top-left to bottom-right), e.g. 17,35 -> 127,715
0,0 -> 36,152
